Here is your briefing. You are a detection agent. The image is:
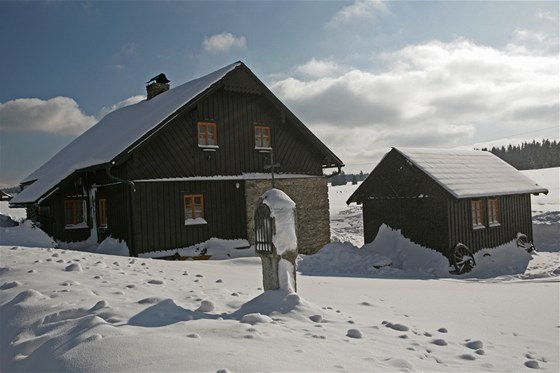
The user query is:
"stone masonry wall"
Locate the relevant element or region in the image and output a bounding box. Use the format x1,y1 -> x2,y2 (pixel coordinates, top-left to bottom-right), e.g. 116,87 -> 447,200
245,177 -> 330,255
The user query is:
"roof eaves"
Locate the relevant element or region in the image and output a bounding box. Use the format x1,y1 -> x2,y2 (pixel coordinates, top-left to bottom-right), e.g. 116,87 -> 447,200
240,64 -> 344,169
345,148 -> 394,205
114,63 -> 242,165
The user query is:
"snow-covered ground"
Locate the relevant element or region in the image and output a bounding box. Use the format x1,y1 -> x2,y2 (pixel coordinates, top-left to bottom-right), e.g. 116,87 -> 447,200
0,167 -> 558,372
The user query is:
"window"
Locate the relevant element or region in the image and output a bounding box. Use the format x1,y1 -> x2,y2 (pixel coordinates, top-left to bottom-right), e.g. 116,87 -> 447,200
488,197 -> 500,226
198,122 -> 217,146
471,199 -> 485,229
184,194 -> 206,225
254,125 -> 271,148
98,198 -> 107,228
64,199 -> 87,228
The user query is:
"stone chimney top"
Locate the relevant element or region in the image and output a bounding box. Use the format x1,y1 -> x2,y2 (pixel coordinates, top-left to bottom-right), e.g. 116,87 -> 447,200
146,73 -> 170,100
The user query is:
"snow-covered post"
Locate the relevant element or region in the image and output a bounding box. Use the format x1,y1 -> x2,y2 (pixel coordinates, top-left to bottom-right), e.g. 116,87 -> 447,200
254,189 -> 298,292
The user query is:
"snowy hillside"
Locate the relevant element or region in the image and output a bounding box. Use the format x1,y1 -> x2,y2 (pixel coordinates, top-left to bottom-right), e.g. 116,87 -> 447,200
0,167 -> 558,372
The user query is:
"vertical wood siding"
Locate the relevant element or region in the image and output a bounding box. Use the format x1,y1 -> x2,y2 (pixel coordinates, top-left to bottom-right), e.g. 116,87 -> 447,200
447,194 -> 533,253
131,180 -> 246,254
359,150 -> 536,260
98,183 -> 130,243
121,71 -> 325,181
39,179 -> 90,243
363,197 -> 449,253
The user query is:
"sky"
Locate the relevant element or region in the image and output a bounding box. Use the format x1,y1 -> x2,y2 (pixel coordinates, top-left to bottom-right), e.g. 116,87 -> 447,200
0,0 -> 558,187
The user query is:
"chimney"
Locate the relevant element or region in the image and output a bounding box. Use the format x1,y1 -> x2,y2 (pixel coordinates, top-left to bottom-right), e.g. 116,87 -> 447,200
146,73 -> 170,100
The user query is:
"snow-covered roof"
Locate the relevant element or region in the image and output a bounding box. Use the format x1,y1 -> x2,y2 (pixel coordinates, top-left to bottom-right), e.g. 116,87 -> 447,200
11,62 -> 241,205
347,147 -> 549,204
395,148 -> 548,199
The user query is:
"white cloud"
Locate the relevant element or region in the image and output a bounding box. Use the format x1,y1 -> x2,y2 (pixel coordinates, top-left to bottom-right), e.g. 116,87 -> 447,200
0,95 -> 146,136
271,38 -> 559,171
536,9 -> 557,23
295,58 -> 344,79
0,97 -> 97,135
327,0 -> 387,27
506,28 -> 559,56
203,32 -> 247,53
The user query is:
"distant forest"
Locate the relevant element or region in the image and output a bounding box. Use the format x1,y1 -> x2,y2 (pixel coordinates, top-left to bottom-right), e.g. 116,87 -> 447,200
482,139 -> 560,170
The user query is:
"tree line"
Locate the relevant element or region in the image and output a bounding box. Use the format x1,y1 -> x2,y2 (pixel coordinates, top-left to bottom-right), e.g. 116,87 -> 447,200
481,139 -> 560,170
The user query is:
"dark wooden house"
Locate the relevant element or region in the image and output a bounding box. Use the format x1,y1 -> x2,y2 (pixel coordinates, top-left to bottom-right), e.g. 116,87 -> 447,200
346,148 -> 548,273
10,62 -> 344,256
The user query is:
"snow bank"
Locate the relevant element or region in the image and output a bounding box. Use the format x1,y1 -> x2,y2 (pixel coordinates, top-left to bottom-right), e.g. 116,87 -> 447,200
96,236 -> 130,256
0,220 -> 56,248
1,245 -> 557,373
300,225 -> 545,279
138,238 -> 253,260
0,201 -> 26,222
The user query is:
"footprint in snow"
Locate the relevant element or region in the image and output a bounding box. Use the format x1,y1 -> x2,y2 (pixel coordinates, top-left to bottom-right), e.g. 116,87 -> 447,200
83,333 -> 103,343
197,300 -> 215,312
89,300 -> 109,311
385,322 -> 409,332
309,314 -> 323,323
431,339 -> 448,346
241,313 -> 273,325
138,297 -> 162,304
1,281 -> 22,290
458,354 -> 476,361
187,333 -> 201,339
346,329 -> 363,338
465,340 -> 483,350
438,327 -> 448,333
524,360 -> 540,369
64,263 -> 82,272
147,279 -> 164,285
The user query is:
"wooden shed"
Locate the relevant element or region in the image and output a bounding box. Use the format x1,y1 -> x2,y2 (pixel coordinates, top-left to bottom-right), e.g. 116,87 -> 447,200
347,148 -> 548,273
10,62 -> 343,257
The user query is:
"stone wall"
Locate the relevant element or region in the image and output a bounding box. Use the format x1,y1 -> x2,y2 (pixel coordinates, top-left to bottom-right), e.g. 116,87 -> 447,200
245,176 -> 330,255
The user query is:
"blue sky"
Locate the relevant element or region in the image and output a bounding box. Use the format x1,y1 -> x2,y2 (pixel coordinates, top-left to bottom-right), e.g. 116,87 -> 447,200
1,0 -> 558,187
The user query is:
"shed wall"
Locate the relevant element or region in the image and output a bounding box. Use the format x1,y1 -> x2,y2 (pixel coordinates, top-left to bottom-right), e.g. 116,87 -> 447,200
363,197 -> 449,252
447,194 -> 534,252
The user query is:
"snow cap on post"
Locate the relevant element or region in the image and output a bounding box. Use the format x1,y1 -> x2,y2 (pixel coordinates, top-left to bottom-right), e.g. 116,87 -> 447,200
261,188 -> 297,255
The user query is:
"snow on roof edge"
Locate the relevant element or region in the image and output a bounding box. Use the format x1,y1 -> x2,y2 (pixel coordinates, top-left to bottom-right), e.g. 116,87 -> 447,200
394,147 -> 548,198
11,62 -> 243,205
